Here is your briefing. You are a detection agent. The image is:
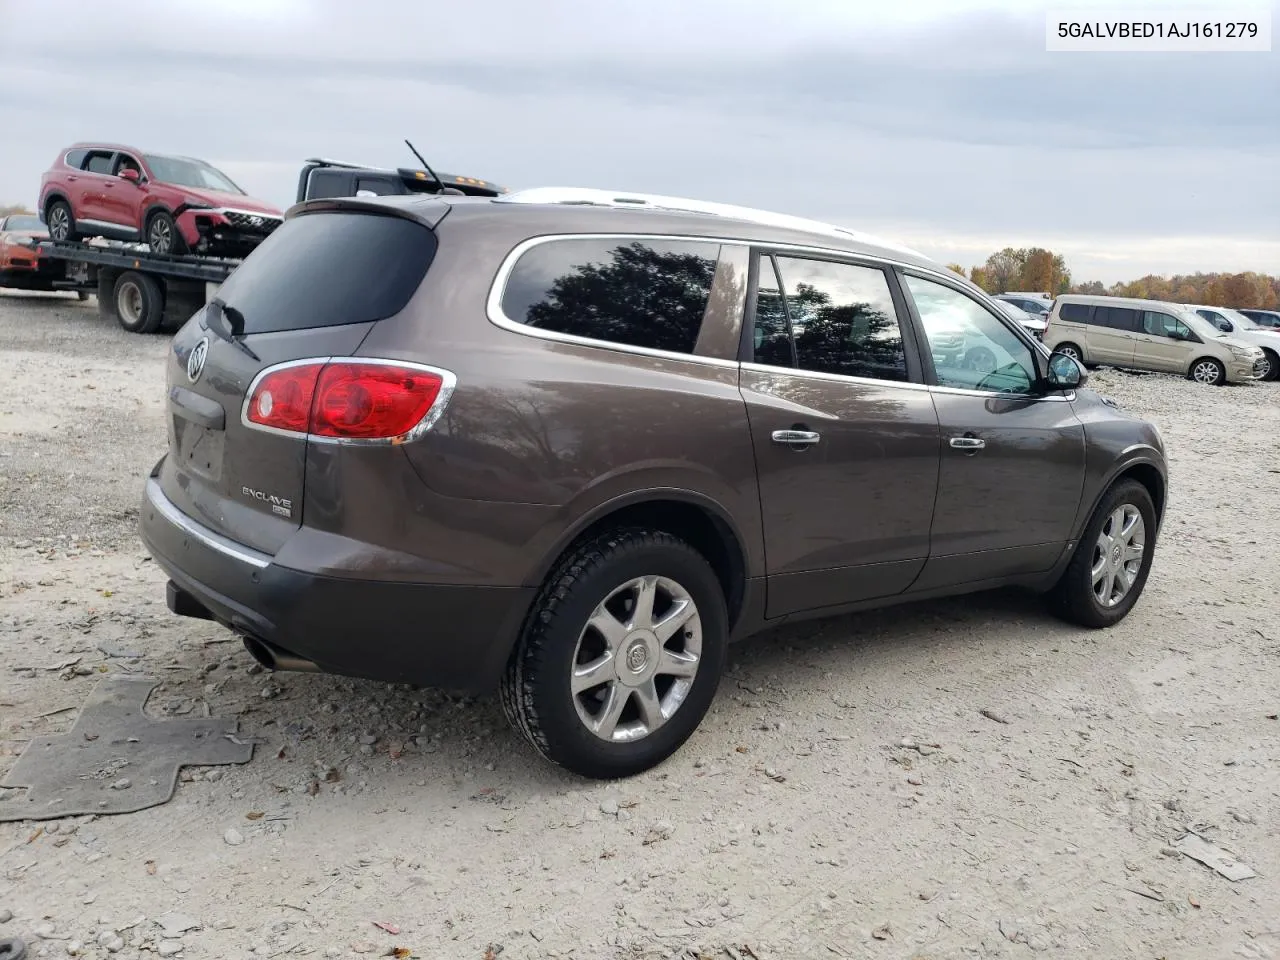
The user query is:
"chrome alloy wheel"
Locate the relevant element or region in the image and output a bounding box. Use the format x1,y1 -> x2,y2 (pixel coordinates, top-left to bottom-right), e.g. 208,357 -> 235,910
1091,504 -> 1145,607
571,575 -> 702,742
1192,360 -> 1222,385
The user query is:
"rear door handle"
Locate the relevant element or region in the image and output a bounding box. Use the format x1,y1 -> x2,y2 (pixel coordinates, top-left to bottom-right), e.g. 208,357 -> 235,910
772,429 -> 820,447
949,436 -> 985,451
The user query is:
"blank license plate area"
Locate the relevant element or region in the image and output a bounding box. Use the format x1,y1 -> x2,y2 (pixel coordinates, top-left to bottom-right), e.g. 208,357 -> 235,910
174,417 -> 224,481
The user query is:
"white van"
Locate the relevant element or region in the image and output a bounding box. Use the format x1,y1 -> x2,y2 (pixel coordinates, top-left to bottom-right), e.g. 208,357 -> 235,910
1043,295 -> 1267,386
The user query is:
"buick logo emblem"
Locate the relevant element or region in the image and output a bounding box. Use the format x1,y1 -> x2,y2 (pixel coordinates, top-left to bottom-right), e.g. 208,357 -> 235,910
187,337 -> 210,383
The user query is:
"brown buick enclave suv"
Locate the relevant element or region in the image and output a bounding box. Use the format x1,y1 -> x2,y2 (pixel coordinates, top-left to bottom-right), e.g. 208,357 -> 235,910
140,188 -> 1168,778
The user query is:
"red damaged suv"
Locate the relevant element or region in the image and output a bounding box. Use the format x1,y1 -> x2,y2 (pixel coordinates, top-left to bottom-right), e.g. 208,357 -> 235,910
38,143 -> 283,258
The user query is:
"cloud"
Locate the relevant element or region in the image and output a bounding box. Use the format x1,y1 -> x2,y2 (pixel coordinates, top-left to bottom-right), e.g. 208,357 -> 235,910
0,0 -> 1275,283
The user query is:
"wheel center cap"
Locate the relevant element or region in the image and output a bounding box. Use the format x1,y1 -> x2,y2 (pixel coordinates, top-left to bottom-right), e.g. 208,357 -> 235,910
625,643 -> 649,672
1112,544 -> 1122,563
619,629 -> 659,685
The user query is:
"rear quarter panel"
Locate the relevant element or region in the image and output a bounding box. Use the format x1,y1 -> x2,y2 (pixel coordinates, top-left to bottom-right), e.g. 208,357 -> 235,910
355,213 -> 765,584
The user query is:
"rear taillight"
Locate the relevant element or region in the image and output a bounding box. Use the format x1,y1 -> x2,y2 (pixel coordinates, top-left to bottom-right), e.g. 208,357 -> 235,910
244,359 -> 453,444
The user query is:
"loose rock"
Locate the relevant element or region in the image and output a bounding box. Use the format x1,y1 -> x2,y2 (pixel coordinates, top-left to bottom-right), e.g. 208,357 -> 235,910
223,828 -> 244,846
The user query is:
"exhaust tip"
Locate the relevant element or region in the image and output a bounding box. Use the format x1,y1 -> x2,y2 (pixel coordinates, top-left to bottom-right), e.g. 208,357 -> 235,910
242,635 -> 320,674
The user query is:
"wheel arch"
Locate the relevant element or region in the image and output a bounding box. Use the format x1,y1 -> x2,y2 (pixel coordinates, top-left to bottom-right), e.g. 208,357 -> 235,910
527,490 -> 750,631
42,191 -> 71,221
1077,453 -> 1167,542
1187,354 -> 1225,380
142,202 -> 175,231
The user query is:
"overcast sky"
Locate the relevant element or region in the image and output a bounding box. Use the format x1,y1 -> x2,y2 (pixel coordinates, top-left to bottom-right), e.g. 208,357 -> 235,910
1,0 -> 1276,283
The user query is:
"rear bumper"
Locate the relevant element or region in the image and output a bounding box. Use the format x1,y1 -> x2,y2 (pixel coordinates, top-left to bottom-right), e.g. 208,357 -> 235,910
139,475 -> 534,693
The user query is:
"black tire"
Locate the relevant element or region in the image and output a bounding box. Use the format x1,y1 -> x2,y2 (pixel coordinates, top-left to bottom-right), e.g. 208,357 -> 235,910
145,210 -> 186,255
45,199 -> 79,243
1187,356 -> 1225,386
501,527 -> 729,779
1260,349 -> 1280,383
113,271 -> 165,334
1047,479 -> 1157,629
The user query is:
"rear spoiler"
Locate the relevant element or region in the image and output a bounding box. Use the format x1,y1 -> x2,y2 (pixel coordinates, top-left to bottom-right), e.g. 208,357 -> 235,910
285,195 -> 455,230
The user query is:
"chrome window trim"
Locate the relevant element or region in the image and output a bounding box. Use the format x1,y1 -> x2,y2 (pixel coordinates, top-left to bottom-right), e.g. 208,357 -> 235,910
485,232 -> 983,369
740,361 -> 1075,402
145,477 -> 271,570
240,356 -> 457,446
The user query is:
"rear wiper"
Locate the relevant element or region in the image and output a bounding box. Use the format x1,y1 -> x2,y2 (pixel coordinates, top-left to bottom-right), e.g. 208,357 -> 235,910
205,297 -> 260,362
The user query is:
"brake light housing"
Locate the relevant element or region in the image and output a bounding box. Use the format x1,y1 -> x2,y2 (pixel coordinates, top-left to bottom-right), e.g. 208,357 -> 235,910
243,358 -> 455,444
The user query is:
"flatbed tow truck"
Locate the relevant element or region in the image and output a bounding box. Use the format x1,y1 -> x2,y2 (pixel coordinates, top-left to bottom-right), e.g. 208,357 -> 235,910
32,142 -> 505,335
35,239 -> 239,334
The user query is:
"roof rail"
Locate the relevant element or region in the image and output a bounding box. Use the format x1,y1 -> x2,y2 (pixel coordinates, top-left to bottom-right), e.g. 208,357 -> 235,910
492,187 -> 923,257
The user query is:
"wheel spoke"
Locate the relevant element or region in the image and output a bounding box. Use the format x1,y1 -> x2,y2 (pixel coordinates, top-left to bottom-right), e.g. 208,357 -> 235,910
633,679 -> 665,731
572,654 -> 615,694
592,685 -> 630,740
1090,552 -> 1108,582
1124,542 -> 1144,563
1108,507 -> 1126,537
656,647 -> 698,679
1113,565 -> 1131,598
588,611 -> 628,652
628,576 -> 659,630
653,597 -> 696,643
1095,570 -> 1115,604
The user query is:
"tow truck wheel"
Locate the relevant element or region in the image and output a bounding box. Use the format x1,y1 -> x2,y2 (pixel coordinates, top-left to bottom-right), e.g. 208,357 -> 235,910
113,271 -> 165,334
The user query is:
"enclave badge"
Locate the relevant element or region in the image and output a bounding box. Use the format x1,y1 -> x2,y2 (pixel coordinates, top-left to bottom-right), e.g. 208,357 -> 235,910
187,336 -> 209,383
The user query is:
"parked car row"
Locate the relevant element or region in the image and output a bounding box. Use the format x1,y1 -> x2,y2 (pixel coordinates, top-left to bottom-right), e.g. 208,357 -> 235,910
1043,294 -> 1277,384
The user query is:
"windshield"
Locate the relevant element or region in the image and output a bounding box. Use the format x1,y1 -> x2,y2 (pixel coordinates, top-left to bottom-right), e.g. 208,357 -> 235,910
1180,311 -> 1225,338
144,155 -> 244,194
1223,309 -> 1259,330
994,300 -> 1031,320
2,215 -> 44,232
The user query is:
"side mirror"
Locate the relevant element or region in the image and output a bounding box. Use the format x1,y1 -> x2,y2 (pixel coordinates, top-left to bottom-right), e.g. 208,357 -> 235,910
119,168 -> 140,183
1046,351 -> 1087,391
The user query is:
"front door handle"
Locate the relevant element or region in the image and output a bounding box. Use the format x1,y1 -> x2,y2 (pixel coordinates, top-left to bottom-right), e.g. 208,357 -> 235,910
772,429 -> 820,447
949,436 -> 986,451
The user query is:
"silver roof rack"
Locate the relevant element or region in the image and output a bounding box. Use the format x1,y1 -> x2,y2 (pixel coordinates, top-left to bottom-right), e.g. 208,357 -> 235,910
493,187 -> 923,258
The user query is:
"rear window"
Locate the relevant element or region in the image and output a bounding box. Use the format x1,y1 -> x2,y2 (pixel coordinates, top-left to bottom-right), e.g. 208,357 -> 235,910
499,237 -> 720,355
1059,302 -> 1091,322
215,211 -> 437,334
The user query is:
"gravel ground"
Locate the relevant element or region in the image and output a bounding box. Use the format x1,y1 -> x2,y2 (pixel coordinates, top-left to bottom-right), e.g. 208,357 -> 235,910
1,290 -> 1278,960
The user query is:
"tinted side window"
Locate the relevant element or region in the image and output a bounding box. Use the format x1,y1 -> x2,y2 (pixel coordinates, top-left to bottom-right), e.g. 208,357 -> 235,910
752,255 -> 794,367
64,149 -> 87,169
214,212 -> 437,334
303,170 -> 349,200
1059,302 -> 1091,322
770,257 -> 907,381
84,151 -> 115,175
1095,306 -> 1140,331
501,238 -> 719,355
356,178 -> 402,196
